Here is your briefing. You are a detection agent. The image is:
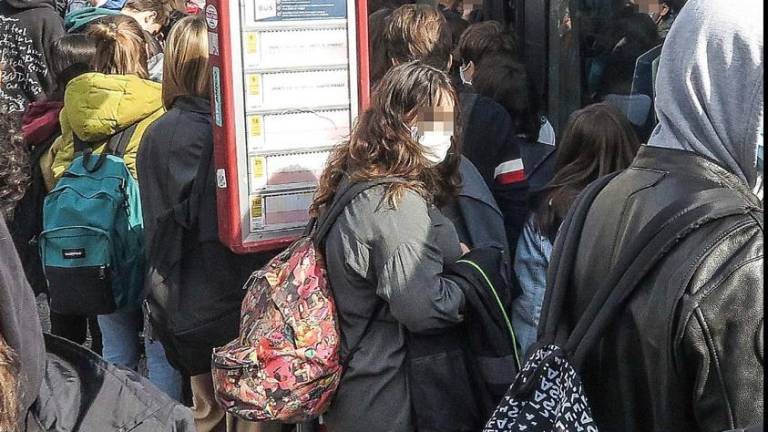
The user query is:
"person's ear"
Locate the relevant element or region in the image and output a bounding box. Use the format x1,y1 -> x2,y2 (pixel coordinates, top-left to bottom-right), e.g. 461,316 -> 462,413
466,60 -> 475,80
147,11 -> 157,25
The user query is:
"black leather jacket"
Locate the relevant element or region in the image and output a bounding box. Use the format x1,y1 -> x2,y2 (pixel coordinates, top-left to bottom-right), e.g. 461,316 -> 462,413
568,145 -> 763,431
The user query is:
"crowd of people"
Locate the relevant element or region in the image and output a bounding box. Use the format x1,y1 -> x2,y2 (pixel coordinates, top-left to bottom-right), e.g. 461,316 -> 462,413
0,0 -> 763,430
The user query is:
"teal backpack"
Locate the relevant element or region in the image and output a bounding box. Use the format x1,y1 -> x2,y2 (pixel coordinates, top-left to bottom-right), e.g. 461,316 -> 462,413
41,124 -> 145,315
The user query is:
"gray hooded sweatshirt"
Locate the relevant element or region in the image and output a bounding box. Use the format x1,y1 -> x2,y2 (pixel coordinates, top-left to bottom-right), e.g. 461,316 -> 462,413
647,0 -> 763,189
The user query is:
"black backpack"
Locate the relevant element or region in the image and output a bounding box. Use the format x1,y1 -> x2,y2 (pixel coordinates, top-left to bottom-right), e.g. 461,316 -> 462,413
483,173 -> 761,432
143,136 -> 268,376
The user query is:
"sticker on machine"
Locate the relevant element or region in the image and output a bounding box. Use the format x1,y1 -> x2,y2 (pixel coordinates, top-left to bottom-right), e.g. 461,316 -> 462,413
212,66 -> 223,127
207,31 -> 219,56
205,4 -> 218,29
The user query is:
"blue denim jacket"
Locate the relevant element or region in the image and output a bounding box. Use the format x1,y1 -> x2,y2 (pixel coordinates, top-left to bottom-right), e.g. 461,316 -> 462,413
511,216 -> 553,356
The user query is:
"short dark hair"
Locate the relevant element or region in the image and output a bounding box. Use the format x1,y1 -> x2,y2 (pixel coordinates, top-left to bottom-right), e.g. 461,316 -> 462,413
49,34 -> 97,100
383,4 -> 453,70
455,20 -> 517,66
123,0 -> 174,28
473,54 -> 542,142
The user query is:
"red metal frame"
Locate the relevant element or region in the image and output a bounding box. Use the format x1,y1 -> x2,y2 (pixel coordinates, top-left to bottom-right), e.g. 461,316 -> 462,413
206,0 -> 370,254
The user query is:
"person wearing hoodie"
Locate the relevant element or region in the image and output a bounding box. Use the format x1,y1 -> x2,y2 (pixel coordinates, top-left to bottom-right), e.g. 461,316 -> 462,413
47,14 -> 183,401
556,0 -> 764,430
0,15 -> 47,112
0,0 -> 65,101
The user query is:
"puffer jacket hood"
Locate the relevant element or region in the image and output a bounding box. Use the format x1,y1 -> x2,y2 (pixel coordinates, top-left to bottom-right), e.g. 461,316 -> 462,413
62,73 -> 162,141
647,0 -> 764,188
51,73 -> 164,181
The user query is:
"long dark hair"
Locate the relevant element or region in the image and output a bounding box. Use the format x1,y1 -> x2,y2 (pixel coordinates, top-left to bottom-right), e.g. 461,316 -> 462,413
532,103 -> 640,240
0,110 -> 29,221
311,61 -> 462,215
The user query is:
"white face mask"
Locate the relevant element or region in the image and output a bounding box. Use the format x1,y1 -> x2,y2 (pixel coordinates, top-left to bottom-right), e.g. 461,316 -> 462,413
410,125 -> 453,166
459,63 -> 472,86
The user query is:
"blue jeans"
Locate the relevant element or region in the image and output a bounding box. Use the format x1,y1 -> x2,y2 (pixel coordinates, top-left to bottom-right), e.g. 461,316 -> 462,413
98,309 -> 182,400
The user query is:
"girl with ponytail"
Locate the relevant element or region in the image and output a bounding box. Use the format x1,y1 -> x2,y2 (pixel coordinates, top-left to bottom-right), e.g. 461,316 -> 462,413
48,14 -> 182,401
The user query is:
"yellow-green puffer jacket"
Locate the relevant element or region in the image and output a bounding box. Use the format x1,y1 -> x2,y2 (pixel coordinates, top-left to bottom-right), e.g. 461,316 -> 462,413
51,73 -> 164,183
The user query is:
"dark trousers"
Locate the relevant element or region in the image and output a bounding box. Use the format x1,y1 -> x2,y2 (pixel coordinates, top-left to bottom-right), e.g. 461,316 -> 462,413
50,312 -> 103,355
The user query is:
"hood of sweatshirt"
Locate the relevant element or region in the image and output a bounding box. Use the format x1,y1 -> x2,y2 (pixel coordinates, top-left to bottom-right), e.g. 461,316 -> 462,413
0,0 -> 55,12
22,101 -> 63,147
0,217 -> 45,419
647,0 -> 764,188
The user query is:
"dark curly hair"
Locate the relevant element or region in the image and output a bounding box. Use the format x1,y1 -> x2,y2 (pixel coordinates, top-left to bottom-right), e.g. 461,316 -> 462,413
0,110 -> 30,221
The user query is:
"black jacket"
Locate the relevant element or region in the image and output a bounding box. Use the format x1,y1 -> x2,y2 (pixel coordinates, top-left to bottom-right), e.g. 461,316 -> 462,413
460,92 -> 529,254
137,96 -> 269,375
27,334 -> 195,431
565,145 -> 763,431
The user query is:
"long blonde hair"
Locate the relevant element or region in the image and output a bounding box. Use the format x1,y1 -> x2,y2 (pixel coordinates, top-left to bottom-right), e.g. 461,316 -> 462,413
87,15 -> 149,79
0,334 -> 19,432
162,15 -> 210,109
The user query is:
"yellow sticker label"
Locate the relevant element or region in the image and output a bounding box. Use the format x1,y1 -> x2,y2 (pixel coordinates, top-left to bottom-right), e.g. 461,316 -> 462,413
247,74 -> 261,96
245,32 -> 258,55
251,196 -> 263,218
252,156 -> 265,178
249,116 -> 263,138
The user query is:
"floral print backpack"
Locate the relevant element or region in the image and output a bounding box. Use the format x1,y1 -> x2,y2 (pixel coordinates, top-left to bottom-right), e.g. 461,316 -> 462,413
212,179 -> 400,423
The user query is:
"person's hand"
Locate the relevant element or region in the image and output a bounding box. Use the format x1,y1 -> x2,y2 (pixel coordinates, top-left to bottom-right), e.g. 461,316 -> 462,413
460,242 -> 470,254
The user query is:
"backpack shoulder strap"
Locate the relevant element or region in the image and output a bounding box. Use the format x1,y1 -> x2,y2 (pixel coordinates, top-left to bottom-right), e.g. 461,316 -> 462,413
312,177 -> 405,247
106,123 -> 139,158
565,188 -> 758,369
74,123 -> 140,173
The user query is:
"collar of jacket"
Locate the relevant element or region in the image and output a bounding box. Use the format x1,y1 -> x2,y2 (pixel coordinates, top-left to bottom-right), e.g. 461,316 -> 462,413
172,96 -> 211,114
633,145 -> 759,205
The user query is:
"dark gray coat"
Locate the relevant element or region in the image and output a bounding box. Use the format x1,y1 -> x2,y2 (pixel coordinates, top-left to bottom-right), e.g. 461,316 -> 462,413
322,185 -> 466,432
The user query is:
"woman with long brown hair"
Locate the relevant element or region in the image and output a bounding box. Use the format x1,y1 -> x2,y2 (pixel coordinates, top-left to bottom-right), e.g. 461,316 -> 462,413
315,61 -> 469,432
511,102 -> 641,355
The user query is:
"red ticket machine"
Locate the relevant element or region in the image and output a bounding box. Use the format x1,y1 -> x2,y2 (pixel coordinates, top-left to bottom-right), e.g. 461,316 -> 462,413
204,0 -> 369,253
